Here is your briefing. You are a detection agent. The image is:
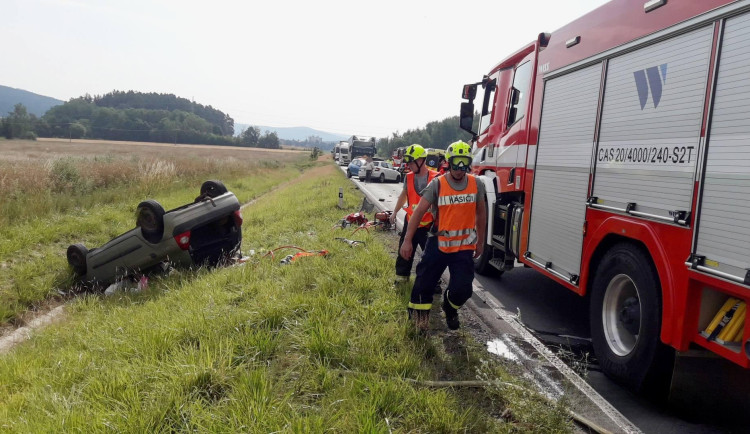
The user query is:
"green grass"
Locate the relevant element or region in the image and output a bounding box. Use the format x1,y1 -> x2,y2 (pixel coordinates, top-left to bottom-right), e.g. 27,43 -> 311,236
0,164 -> 572,432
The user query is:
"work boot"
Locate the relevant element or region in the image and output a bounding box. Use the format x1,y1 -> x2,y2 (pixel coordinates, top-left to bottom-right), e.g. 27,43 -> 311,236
442,298 -> 460,330
408,308 -> 430,333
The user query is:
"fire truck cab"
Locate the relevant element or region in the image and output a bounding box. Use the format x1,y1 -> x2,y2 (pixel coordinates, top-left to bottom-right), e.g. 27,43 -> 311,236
461,0 -> 750,393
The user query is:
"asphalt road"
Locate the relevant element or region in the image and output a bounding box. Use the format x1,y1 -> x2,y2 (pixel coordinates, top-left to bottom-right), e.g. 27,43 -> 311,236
341,163 -> 749,433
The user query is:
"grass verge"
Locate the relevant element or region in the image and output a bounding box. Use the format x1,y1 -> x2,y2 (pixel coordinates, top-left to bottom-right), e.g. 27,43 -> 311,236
0,164 -> 571,432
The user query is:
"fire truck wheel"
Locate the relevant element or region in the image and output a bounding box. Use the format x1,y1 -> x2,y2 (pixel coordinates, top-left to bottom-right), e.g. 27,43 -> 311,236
590,243 -> 674,395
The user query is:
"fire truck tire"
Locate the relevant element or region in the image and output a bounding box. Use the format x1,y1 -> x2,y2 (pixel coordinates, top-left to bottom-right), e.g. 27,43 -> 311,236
589,243 -> 674,395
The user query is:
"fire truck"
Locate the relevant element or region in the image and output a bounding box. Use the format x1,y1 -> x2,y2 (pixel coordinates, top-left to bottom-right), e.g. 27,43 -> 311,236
460,0 -> 750,393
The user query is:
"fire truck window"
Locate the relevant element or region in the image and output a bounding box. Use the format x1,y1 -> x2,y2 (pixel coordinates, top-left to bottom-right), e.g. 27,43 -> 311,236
479,79 -> 497,134
508,61 -> 532,128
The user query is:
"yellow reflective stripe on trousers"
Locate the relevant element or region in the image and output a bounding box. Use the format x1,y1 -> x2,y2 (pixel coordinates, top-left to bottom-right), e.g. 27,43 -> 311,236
445,291 -> 461,310
408,302 -> 432,311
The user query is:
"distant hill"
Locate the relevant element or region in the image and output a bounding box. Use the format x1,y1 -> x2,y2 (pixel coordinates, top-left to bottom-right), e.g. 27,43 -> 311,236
0,85 -> 64,117
235,123 -> 349,142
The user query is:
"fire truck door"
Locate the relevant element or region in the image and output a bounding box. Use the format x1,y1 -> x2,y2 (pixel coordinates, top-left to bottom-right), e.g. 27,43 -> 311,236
591,26 -> 712,222
526,64 -> 602,283
694,12 -> 750,283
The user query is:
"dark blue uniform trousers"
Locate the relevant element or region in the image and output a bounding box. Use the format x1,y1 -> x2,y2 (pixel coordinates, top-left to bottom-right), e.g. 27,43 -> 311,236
410,236 -> 475,310
396,217 -> 430,278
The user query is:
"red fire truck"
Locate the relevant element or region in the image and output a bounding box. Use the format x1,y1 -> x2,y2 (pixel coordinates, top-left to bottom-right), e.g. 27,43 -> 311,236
460,0 -> 750,392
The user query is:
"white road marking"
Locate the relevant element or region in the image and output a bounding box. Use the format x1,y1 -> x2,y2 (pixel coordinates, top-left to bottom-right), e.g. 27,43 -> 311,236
472,280 -> 642,434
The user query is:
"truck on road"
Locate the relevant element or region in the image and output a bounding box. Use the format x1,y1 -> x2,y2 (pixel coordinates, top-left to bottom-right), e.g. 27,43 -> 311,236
348,135 -> 377,160
460,0 -> 750,394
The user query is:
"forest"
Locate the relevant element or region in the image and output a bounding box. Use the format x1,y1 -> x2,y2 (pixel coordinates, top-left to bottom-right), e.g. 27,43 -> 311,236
0,90 -> 476,154
375,115 -> 475,157
0,91 -> 280,149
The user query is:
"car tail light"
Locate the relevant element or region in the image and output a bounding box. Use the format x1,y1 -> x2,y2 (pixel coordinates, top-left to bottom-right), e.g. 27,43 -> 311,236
233,210 -> 243,226
174,231 -> 191,250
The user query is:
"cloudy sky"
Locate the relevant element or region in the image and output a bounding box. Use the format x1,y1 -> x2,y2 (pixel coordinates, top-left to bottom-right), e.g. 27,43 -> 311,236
2,0 -> 608,137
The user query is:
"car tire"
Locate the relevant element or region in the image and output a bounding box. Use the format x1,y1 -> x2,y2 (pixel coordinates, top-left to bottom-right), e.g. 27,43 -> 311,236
590,242 -> 674,396
346,170 -> 352,178
67,243 -> 88,276
200,180 -> 228,198
396,175 -> 401,183
136,200 -> 166,243
379,173 -> 385,183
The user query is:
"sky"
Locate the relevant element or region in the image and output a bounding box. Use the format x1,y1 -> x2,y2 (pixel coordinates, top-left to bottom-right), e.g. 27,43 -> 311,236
2,0 -> 609,138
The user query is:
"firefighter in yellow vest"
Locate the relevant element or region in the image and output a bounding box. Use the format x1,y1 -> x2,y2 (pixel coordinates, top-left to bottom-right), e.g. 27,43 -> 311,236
390,144 -> 438,283
399,141 -> 486,331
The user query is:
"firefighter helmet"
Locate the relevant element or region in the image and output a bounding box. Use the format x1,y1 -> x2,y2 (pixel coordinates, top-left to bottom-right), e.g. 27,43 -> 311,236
445,141 -> 472,163
403,144 -> 427,163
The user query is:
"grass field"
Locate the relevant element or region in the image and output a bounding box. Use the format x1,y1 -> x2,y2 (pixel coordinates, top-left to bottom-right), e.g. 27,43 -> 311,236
0,139 -> 571,432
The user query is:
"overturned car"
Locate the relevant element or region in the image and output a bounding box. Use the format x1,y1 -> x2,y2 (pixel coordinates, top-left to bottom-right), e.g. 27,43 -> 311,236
67,180 -> 243,285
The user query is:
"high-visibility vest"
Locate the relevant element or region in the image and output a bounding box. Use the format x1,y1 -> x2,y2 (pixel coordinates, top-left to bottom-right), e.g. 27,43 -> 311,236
436,175 -> 478,253
404,170 -> 437,227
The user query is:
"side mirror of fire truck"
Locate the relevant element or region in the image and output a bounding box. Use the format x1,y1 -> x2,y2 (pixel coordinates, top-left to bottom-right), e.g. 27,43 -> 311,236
460,102 -> 476,136
462,83 -> 477,101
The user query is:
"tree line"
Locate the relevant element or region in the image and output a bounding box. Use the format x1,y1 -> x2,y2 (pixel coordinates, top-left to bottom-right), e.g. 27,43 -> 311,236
1,90 -> 477,153
0,91 -> 280,149
375,115 -> 477,157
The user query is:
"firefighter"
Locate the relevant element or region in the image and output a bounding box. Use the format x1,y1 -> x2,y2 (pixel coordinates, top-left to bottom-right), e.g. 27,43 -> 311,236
438,156 -> 449,175
363,155 -> 374,183
399,141 -> 486,331
390,144 -> 437,284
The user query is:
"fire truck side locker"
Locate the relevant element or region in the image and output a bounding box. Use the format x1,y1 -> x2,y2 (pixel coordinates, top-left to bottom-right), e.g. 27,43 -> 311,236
526,64 -> 602,285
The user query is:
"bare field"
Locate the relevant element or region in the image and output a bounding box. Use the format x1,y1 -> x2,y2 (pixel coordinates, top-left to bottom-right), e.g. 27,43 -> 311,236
0,138 -> 305,163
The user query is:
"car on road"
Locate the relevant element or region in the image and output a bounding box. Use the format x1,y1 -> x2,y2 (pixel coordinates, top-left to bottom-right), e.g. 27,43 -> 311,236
346,158 -> 367,178
66,180 -> 243,285
358,160 -> 402,183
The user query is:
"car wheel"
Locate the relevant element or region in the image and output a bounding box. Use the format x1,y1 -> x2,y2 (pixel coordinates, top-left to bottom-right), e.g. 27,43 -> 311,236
396,175 -> 401,183
590,243 -> 674,395
136,200 -> 166,243
346,170 -> 352,178
379,173 -> 385,183
67,243 -> 88,276
200,180 -> 228,198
